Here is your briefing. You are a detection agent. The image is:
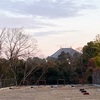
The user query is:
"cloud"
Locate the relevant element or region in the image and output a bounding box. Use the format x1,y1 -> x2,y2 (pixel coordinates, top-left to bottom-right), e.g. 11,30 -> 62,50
33,30 -> 78,37
0,0 -> 96,18
0,14 -> 56,28
0,0 -> 96,30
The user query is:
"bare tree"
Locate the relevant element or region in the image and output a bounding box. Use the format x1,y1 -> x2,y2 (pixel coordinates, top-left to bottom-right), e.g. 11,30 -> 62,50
19,56 -> 39,85
1,28 -> 37,86
0,28 -> 6,57
0,28 -> 7,80
94,34 -> 100,43
3,28 -> 37,59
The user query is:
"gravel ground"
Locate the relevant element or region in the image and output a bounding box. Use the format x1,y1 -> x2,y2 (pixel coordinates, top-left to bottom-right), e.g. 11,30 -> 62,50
0,85 -> 100,100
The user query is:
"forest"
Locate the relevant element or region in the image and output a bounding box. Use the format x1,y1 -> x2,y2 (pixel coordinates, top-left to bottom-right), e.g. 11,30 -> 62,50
0,28 -> 100,87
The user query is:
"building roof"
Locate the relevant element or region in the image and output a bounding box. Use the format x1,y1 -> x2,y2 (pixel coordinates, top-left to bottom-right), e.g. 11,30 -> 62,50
50,48 -> 80,58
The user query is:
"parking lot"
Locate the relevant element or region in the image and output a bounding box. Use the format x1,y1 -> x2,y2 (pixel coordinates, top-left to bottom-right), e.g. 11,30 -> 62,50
0,85 -> 100,100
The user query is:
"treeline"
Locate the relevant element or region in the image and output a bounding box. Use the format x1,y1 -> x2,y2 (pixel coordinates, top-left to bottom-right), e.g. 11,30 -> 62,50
0,28 -> 100,86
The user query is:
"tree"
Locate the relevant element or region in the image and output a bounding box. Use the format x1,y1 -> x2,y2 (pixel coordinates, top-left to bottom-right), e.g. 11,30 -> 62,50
58,51 -> 72,61
82,34 -> 100,65
0,28 -> 6,57
94,34 -> 100,43
0,28 -> 37,86
0,58 -> 9,79
94,56 -> 100,68
81,34 -> 100,83
20,57 -> 45,85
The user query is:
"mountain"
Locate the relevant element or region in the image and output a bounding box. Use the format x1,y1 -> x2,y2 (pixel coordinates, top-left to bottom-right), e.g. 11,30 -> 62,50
50,48 -> 80,58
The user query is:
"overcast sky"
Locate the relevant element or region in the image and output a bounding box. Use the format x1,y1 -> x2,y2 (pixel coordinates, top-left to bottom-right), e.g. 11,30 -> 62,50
0,0 -> 100,57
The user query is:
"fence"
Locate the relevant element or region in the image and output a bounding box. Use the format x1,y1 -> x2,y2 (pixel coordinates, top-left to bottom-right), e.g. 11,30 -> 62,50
0,76 -> 78,87
19,77 -> 72,86
0,78 -> 16,88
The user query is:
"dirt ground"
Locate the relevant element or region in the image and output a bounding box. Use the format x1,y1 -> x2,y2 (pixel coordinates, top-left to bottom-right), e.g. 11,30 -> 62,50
0,85 -> 100,100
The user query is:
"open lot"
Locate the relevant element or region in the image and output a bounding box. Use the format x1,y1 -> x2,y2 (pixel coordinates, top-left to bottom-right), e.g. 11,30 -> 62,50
0,85 -> 100,100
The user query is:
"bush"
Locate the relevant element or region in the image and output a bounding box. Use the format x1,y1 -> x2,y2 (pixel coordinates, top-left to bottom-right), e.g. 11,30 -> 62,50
87,76 -> 92,84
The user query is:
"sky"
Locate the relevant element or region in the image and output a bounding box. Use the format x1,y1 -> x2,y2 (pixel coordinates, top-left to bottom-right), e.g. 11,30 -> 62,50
0,0 -> 100,57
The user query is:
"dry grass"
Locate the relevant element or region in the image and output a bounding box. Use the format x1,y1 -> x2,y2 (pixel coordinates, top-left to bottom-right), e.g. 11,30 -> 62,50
0,85 -> 100,100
